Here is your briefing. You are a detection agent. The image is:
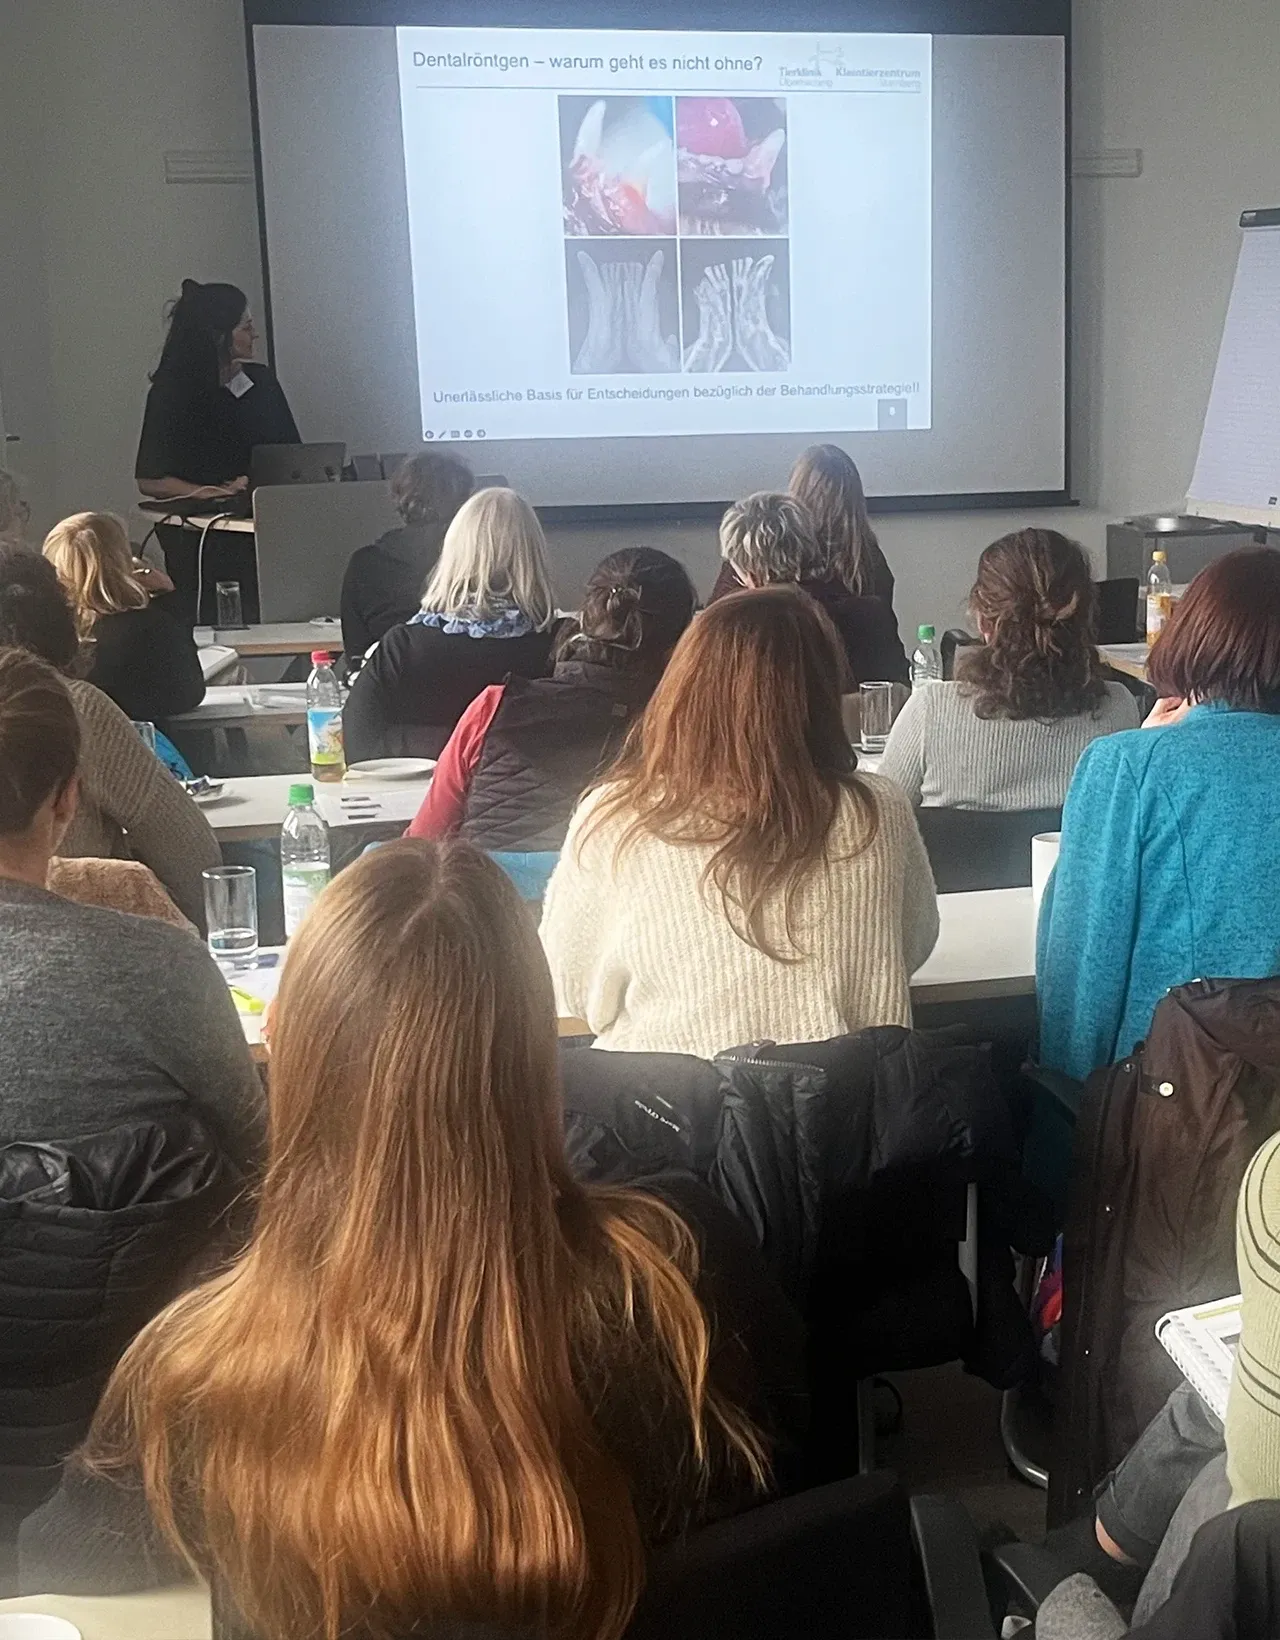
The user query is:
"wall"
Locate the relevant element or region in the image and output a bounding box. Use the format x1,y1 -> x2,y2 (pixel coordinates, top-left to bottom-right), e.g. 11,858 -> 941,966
4,0 -> 1278,630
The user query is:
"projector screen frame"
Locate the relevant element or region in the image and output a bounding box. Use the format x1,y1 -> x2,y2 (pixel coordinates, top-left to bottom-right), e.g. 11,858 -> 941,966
243,0 -> 1073,521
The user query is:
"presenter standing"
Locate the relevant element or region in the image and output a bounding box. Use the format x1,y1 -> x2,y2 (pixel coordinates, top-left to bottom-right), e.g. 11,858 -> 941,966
135,280 -> 301,625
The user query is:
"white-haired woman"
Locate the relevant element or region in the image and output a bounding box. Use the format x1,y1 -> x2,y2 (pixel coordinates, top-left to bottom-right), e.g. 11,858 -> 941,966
343,487 -> 559,761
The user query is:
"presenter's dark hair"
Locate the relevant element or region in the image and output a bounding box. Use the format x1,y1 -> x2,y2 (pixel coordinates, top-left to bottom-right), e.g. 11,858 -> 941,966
559,548 -> 697,673
391,452 -> 474,529
152,280 -> 248,388
1148,547 -> 1280,713
0,648 -> 80,836
959,529 -> 1105,721
0,546 -> 81,675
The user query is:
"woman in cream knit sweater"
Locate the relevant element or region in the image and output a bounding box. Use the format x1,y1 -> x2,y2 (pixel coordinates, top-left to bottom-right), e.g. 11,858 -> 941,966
540,586 -> 938,1056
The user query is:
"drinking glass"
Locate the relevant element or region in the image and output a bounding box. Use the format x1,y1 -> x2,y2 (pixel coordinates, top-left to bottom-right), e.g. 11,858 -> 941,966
203,865 -> 259,968
859,681 -> 899,754
216,580 -> 244,629
131,720 -> 158,757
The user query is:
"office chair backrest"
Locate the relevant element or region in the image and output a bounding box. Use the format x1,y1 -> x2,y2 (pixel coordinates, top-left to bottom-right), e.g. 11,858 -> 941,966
1096,578 -> 1141,644
626,1472 -> 912,1640
915,806 -> 1063,894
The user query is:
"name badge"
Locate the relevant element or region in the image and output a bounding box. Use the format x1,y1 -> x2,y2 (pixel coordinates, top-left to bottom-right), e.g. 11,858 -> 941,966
225,370 -> 255,400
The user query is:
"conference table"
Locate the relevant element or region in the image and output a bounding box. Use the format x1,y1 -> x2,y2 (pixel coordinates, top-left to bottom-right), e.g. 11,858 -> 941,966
170,683 -> 308,730
227,886 -> 1037,1054
196,620 -> 342,659
203,771 -> 432,843
1099,642 -> 1149,683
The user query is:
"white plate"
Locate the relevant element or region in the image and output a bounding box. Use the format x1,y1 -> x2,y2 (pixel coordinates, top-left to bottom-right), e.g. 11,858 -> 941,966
0,1618 -> 83,1638
345,758 -> 437,780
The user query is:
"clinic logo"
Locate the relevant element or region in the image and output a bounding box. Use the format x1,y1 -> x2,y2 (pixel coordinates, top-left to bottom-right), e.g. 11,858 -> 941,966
777,43 -> 845,87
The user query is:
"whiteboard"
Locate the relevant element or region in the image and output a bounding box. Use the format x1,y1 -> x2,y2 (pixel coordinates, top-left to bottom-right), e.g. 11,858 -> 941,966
1187,215 -> 1280,529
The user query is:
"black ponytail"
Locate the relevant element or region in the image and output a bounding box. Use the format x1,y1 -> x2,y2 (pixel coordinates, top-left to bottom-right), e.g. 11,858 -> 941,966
152,280 -> 248,389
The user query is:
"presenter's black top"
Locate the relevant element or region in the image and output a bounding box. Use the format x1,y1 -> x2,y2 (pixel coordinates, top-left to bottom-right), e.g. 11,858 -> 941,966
135,363 -> 300,488
86,602 -> 207,725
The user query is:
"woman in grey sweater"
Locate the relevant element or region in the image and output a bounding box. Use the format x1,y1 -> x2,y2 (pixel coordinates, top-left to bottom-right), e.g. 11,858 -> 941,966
0,646 -> 264,1176
0,546 -> 219,926
879,529 -> 1138,810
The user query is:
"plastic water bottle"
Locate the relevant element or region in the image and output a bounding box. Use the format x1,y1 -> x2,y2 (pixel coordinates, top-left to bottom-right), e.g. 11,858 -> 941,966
1146,550 -> 1173,646
281,782 -> 330,938
911,624 -> 943,687
306,650 -> 346,783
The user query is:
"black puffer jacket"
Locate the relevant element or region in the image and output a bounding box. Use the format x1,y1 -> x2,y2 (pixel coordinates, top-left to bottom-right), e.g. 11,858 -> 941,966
561,1026 -> 1052,1391
0,1120 -> 233,1544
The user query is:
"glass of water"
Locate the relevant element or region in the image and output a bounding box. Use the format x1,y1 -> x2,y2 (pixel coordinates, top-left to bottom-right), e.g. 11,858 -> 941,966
131,720 -> 158,757
216,580 -> 244,629
203,865 -> 258,968
858,681 -> 899,754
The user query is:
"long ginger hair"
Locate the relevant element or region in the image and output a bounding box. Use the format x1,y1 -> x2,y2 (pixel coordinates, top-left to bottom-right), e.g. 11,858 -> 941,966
82,839 -> 765,1640
584,586 -> 876,959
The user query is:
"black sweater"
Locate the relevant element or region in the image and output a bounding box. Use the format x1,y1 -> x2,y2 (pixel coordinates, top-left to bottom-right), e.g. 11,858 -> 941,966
342,621 -> 556,762
135,363 -> 300,489
339,523 -> 448,663
86,603 -> 206,724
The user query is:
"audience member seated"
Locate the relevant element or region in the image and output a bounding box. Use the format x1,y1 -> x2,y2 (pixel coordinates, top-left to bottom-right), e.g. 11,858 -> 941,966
540,586 -> 938,1055
711,446 -> 895,607
1039,547 -> 1280,1082
0,647 -> 263,1174
0,468 -> 29,550
19,839 -> 806,1640
407,547 -> 696,856
710,492 -> 908,686
340,451 -> 473,663
43,510 -> 205,723
1034,1129 -> 1280,1636
0,547 -> 220,928
343,486 -> 559,762
878,529 -> 1138,808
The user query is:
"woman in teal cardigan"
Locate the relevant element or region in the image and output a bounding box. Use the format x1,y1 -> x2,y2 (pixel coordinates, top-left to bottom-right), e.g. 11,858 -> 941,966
1038,548 -> 1280,1082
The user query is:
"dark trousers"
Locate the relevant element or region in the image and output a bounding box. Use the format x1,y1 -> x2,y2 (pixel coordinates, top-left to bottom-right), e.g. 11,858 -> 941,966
157,523 -> 260,628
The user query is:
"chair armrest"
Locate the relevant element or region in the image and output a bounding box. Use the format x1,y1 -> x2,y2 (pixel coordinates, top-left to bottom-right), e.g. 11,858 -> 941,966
987,1539 -> 1078,1612
1020,1064 -> 1084,1120
909,1494 -> 998,1640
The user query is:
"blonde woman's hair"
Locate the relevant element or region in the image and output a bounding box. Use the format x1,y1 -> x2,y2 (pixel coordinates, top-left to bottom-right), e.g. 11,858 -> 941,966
43,512 -> 146,640
82,839 -> 766,1640
420,486 -> 556,628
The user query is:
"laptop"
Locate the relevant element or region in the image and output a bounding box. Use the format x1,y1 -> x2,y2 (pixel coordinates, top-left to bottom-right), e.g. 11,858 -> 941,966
250,442 -> 346,488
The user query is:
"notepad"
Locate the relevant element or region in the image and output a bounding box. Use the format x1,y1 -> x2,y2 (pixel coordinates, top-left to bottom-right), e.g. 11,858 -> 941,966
1156,1295 -> 1242,1421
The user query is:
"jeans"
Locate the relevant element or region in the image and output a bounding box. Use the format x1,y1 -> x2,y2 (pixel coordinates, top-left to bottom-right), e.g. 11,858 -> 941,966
1094,1380 -> 1231,1625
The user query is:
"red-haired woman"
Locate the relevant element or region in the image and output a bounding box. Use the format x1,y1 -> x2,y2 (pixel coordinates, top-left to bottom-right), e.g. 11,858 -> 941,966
540,586 -> 938,1056
1039,547 -> 1280,1081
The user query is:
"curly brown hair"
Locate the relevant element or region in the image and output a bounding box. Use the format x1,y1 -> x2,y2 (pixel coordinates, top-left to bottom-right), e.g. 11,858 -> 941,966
959,529 -> 1107,721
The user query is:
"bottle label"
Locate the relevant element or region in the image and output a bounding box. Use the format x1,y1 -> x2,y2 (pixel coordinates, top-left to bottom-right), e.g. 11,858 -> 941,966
282,861 -> 330,938
1146,594 -> 1173,643
307,707 -> 344,766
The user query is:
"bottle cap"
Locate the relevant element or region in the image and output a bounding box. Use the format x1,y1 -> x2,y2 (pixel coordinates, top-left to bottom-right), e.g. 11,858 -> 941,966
1152,551 -> 1167,562
310,649 -> 334,663
288,783 -> 315,807
917,624 -> 936,641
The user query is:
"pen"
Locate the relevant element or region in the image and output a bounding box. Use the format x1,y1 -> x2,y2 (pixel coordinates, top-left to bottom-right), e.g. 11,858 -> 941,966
230,986 -> 266,1014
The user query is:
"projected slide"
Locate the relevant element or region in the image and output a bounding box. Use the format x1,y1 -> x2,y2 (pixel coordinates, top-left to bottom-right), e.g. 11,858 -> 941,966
397,27 -> 931,444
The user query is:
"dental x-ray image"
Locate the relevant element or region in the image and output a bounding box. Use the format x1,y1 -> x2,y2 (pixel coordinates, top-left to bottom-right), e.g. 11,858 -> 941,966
679,239 -> 791,372
561,96 -> 677,237
565,240 -> 681,374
